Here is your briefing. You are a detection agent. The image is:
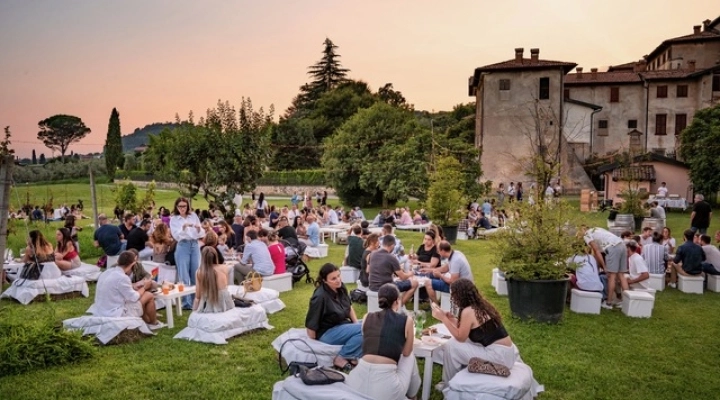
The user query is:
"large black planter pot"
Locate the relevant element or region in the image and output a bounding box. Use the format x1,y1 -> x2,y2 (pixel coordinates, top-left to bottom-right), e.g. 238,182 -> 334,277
633,216 -> 644,232
442,225 -> 458,244
507,278 -> 569,324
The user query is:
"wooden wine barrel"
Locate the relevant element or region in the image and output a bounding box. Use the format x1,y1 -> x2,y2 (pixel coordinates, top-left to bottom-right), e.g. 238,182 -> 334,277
641,218 -> 664,232
614,214 -> 635,230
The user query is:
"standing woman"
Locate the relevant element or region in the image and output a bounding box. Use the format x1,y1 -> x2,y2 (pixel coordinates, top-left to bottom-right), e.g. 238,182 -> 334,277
346,283 -> 420,399
321,190 -> 328,206
255,192 -> 269,221
305,263 -> 363,372
516,182 -> 524,202
170,197 -> 205,310
497,183 -> 506,207
432,278 -> 520,387
55,228 -> 81,271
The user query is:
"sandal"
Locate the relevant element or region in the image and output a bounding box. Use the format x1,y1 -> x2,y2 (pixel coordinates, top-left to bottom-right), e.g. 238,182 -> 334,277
334,362 -> 353,374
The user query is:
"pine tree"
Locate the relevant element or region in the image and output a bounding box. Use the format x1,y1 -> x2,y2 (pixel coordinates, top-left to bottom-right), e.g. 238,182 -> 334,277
305,38 -> 350,101
104,107 -> 123,181
31,149 -> 37,164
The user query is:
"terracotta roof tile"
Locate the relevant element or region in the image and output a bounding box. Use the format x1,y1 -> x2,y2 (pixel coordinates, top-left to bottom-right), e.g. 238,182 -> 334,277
607,61 -> 637,72
648,30 -> 720,59
475,58 -> 577,73
565,71 -> 641,85
641,70 -> 695,80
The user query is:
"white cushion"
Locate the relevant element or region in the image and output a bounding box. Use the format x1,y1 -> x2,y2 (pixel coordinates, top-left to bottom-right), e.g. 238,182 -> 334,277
63,315 -> 153,345
271,328 -> 342,368
62,262 -> 102,281
272,376 -> 373,400
1,275 -> 89,305
229,285 -> 286,314
444,362 -> 541,400
174,305 -> 271,345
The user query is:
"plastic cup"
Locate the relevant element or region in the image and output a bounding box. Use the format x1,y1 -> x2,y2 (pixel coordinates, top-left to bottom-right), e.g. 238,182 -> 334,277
178,282 -> 184,292
162,286 -> 169,295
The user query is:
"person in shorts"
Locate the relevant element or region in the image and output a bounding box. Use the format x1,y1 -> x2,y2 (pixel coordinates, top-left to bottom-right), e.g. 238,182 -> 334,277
582,226 -> 628,309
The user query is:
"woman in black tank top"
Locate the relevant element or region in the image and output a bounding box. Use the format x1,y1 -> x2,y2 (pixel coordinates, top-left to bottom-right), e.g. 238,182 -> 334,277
346,283 -> 421,400
431,278 -> 519,389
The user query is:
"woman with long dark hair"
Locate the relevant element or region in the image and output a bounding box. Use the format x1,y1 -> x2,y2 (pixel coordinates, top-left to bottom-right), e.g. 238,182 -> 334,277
170,197 -> 205,310
255,192 -> 269,220
346,283 -> 420,399
305,263 -> 363,372
23,230 -> 55,263
432,278 -> 519,387
54,228 -> 81,270
64,215 -> 82,255
194,247 -> 233,313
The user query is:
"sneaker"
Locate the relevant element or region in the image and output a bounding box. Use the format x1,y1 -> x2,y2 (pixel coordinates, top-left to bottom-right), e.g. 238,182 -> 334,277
669,282 -> 677,289
600,302 -> 614,310
148,321 -> 166,330
435,382 -> 446,392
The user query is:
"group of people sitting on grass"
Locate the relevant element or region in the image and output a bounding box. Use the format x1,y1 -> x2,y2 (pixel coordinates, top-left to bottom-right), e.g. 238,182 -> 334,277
571,225 -> 720,309
305,263 -> 520,400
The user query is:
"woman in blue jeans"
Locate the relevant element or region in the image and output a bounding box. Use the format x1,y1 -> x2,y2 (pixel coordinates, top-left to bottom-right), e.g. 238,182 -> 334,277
169,197 -> 205,310
305,263 -> 363,372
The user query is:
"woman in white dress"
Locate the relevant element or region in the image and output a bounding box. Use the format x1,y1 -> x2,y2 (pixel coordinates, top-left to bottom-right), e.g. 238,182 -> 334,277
193,247 -> 233,313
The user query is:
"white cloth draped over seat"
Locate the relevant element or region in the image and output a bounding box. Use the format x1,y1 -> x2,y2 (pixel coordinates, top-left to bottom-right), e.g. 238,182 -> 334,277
230,285 -> 286,314
1,274 -> 89,305
62,262 -> 102,281
271,328 -> 342,368
173,304 -> 271,345
63,316 -> 154,345
272,375 -> 374,400
442,362 -> 544,400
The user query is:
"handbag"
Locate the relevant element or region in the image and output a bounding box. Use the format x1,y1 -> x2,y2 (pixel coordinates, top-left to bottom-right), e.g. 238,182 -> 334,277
467,357 -> 511,377
278,338 -> 318,375
298,366 -> 345,386
242,270 -> 263,292
14,261 -> 45,286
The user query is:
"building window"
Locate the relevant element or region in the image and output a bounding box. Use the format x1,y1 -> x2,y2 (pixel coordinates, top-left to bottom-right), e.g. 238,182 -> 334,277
564,88 -> 570,99
628,120 -> 638,129
657,85 -> 668,98
675,114 -> 687,136
610,87 -> 619,102
598,120 -> 608,129
676,85 -> 688,98
713,74 -> 720,91
499,79 -> 511,91
539,77 -> 550,100
655,114 -> 667,135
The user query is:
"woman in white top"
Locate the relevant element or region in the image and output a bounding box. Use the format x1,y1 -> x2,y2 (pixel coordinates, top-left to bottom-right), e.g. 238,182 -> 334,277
626,240 -> 650,289
169,197 -> 205,310
661,227 -> 676,254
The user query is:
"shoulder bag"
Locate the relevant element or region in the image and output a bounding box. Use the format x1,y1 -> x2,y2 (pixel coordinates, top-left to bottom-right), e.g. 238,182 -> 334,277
242,270 -> 263,292
278,338 -> 318,375
298,366 -> 345,385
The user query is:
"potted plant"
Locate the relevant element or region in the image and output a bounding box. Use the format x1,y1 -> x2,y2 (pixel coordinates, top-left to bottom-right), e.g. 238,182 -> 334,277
494,200 -> 582,323
426,155 -> 466,243
617,188 -> 649,232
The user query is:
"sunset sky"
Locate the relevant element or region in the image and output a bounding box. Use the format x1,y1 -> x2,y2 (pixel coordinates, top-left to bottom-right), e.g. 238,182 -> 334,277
0,0 -> 716,158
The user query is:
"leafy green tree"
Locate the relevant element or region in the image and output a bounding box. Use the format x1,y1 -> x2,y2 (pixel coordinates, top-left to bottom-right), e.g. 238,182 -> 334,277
378,83 -> 409,109
322,102 -> 431,206
104,108 -> 123,181
114,180 -> 139,214
37,115 -> 91,163
679,104 -> 720,196
39,153 -> 46,164
271,117 -> 319,170
123,154 -> 137,171
1,126 -> 14,156
426,156 -> 466,226
31,149 -> 37,164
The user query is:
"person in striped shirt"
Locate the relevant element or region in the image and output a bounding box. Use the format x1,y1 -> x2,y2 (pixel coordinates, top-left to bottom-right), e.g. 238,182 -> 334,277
642,231 -> 668,275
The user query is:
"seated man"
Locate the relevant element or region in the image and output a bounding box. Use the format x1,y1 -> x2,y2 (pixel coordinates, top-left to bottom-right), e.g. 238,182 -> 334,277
626,240 -> 650,290
641,231 -> 668,275
423,241 -> 473,303
669,229 -> 706,288
368,235 -> 418,306
125,219 -> 153,260
379,223 -> 404,259
343,225 -> 364,269
700,235 -> 720,275
650,201 -> 666,220
234,230 -> 275,284
93,251 -> 164,329
93,214 -> 125,258
299,214 -> 321,248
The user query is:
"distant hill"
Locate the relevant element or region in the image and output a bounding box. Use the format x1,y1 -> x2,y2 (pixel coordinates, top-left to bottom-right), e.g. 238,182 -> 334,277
121,122 -> 180,152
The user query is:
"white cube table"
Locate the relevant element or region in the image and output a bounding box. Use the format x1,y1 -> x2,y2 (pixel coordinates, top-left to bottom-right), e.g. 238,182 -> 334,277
413,337 -> 446,400
154,286 -> 196,329
496,275 -> 508,296
621,290 -> 655,318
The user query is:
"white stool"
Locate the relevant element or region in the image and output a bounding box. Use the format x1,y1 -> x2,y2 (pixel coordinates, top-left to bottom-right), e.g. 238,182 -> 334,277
496,275 -> 508,296
648,273 -> 665,291
569,288 -> 603,314
457,231 -> 468,241
106,255 -> 120,268
621,290 -> 655,318
367,290 -> 380,313
339,266 -> 360,284
678,274 -> 704,294
708,275 -> 720,293
316,244 -> 329,258
440,291 -> 452,311
491,268 -> 499,289
262,272 -> 293,292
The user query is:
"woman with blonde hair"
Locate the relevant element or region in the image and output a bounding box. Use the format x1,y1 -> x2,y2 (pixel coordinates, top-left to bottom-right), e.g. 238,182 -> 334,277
193,247 -> 233,313
216,219 -> 236,249
23,230 -> 55,263
150,222 -> 174,263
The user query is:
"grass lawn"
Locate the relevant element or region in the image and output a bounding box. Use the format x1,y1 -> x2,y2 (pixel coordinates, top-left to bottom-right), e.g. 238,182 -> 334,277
2,183 -> 720,399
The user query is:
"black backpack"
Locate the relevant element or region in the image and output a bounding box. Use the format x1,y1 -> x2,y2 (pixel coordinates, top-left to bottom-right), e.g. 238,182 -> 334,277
14,261 -> 44,286
350,288 -> 367,304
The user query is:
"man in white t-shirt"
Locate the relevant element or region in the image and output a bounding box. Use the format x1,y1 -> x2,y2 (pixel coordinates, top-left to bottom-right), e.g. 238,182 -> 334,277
639,227 -> 654,246
657,182 -> 669,197
582,226 -> 629,309
700,235 -> 720,275
626,241 -> 650,289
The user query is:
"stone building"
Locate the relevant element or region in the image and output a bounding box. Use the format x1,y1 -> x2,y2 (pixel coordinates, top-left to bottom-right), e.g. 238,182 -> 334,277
469,16 -> 720,191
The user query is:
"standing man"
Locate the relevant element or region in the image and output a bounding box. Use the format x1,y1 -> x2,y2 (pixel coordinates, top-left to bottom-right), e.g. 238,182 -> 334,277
657,182 -> 669,197
423,241 -> 473,304
690,194 -> 712,235
582,226 -> 629,309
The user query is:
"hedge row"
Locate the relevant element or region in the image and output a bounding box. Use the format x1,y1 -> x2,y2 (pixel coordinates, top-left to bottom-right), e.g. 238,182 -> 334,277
256,169 -> 326,186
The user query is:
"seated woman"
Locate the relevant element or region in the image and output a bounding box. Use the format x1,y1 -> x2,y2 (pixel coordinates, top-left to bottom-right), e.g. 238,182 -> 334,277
126,248 -> 152,284
64,215 -> 82,255
217,220 -> 236,251
54,228 -> 81,271
411,231 -> 441,273
432,278 -> 519,388
201,231 -> 225,264
150,222 -> 174,263
359,233 -> 380,289
412,210 -> 423,225
662,227 -> 676,255
305,263 -> 363,372
193,247 -> 233,313
24,230 -> 56,263
266,231 -> 286,274
347,283 -> 420,400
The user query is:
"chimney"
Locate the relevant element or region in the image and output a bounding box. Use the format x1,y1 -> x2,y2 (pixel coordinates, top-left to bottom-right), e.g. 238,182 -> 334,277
530,48 -> 539,63
688,60 -> 696,72
704,19 -> 711,31
634,59 -> 647,72
515,48 -> 524,63
576,67 -> 583,79
693,25 -> 701,35
590,68 -> 598,80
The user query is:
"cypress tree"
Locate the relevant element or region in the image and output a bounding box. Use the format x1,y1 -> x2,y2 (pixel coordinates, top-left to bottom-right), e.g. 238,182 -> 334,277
32,149 -> 37,164
104,107 -> 123,181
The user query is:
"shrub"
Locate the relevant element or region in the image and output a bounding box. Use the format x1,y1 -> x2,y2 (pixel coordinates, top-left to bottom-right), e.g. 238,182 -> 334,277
257,169 -> 325,186
0,318 -> 95,376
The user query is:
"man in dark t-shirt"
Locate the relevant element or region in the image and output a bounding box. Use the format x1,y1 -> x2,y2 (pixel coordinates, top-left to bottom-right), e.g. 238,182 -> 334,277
119,214 -> 136,239
368,235 -> 418,306
691,194 -> 712,234
231,214 -> 245,251
126,219 -> 152,260
344,226 -> 364,268
669,229 -> 706,288
93,214 -> 124,256
276,216 -> 298,246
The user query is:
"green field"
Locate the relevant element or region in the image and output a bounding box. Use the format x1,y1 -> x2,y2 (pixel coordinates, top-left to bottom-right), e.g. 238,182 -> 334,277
1,183 -> 720,399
